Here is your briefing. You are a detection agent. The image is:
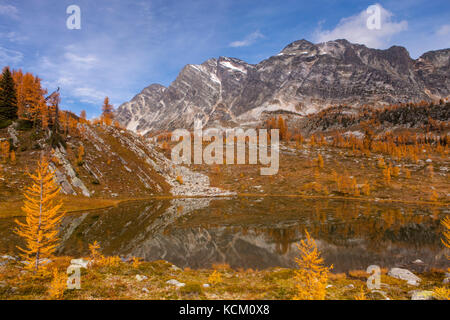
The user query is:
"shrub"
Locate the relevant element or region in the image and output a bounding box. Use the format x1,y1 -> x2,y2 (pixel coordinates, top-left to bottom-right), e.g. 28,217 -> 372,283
208,270 -> 222,285
354,286 -> 367,300
0,119 -> 12,129
48,268 -> 67,300
180,283 -> 203,295
433,287 -> 450,300
15,119 -> 33,131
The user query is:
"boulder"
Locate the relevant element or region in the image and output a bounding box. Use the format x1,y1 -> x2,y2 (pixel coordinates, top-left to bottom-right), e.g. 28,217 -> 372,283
166,279 -> 185,288
388,268 -> 421,286
136,275 -> 148,282
171,265 -> 181,272
1,255 -> 16,261
345,284 -> 355,289
70,258 -> 90,268
7,126 -> 19,147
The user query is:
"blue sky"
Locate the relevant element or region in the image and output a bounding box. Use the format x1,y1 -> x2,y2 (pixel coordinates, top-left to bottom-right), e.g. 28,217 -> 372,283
0,0 -> 449,118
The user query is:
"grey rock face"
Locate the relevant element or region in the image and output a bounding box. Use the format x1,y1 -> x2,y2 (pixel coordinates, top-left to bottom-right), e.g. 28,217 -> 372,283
7,126 -> 19,147
116,39 -> 450,133
51,146 -> 91,197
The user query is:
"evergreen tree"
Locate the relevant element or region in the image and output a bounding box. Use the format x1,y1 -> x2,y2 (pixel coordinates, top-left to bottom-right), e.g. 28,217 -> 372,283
0,67 -> 18,121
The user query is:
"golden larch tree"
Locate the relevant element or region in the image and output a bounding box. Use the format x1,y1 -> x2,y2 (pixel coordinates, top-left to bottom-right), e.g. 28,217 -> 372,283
10,150 -> 16,164
40,103 -> 49,130
60,112 -> 68,135
48,268 -> 67,299
14,157 -> 65,272
101,97 -> 114,126
293,230 -> 332,300
1,140 -> 10,163
317,154 -> 324,169
383,166 -> 391,184
442,216 -> 450,257
80,110 -> 87,121
12,70 -> 47,122
405,169 -> 411,179
433,216 -> 450,300
68,116 -> 79,136
12,69 -> 26,118
77,145 -> 85,165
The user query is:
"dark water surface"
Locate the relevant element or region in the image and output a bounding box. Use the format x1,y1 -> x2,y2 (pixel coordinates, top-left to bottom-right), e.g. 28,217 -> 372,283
1,197 -> 448,272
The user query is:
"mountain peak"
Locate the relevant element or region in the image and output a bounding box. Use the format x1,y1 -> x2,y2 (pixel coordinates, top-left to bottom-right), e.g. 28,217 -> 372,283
116,39 -> 450,132
280,39 -> 315,54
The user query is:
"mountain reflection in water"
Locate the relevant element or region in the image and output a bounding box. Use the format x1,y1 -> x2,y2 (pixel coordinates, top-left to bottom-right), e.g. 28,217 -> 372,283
1,197 -> 448,272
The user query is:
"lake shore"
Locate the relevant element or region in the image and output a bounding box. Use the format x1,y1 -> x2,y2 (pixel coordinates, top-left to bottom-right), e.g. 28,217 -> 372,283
1,193 -> 447,219
0,256 -> 448,300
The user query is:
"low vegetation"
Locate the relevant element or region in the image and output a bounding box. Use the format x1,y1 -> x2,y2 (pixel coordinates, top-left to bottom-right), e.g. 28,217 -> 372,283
0,254 -> 447,300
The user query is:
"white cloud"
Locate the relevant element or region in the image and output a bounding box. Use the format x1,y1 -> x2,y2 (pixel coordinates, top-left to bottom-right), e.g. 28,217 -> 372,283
64,52 -> 98,68
0,31 -> 28,43
37,45 -> 128,108
437,24 -> 450,36
229,30 -> 264,47
313,4 -> 408,49
73,87 -> 107,105
0,47 -> 23,65
0,4 -> 18,18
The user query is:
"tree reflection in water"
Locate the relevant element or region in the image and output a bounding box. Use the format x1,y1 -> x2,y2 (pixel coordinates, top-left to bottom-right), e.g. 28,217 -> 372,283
1,197 -> 448,272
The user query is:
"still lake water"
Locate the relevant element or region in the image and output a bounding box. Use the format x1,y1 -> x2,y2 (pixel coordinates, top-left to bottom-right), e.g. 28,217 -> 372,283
1,197 -> 448,272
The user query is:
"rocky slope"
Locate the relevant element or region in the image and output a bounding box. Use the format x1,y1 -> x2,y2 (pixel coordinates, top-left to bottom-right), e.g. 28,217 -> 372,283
116,39 -> 450,133
0,123 -> 232,201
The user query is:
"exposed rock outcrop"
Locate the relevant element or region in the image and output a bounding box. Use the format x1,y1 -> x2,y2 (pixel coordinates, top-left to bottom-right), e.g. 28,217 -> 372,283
116,39 -> 450,133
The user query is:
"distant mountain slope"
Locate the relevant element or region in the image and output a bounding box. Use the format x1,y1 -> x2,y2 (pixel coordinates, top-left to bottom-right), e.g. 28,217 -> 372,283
116,39 -> 450,133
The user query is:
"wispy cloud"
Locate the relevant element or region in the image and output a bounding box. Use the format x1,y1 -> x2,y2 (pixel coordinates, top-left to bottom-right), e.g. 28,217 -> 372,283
313,4 -> 408,49
437,24 -> 450,36
0,31 -> 28,43
0,47 -> 23,65
229,31 -> 264,47
73,87 -> 107,105
38,48 -> 115,106
0,4 -> 18,18
64,52 -> 98,68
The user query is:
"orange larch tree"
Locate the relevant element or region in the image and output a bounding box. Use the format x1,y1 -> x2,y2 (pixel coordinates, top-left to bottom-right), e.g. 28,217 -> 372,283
1,140 -> 10,163
14,157 -> 65,272
101,97 -> 114,126
80,110 -> 87,123
12,70 -> 47,123
293,230 -> 332,300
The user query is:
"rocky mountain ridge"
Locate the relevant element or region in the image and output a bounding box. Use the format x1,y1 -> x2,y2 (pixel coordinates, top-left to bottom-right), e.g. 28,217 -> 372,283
116,39 -> 450,133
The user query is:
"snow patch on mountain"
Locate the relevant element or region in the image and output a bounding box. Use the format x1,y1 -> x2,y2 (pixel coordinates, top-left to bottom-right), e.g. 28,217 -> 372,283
115,39 -> 450,133
220,61 -> 247,74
